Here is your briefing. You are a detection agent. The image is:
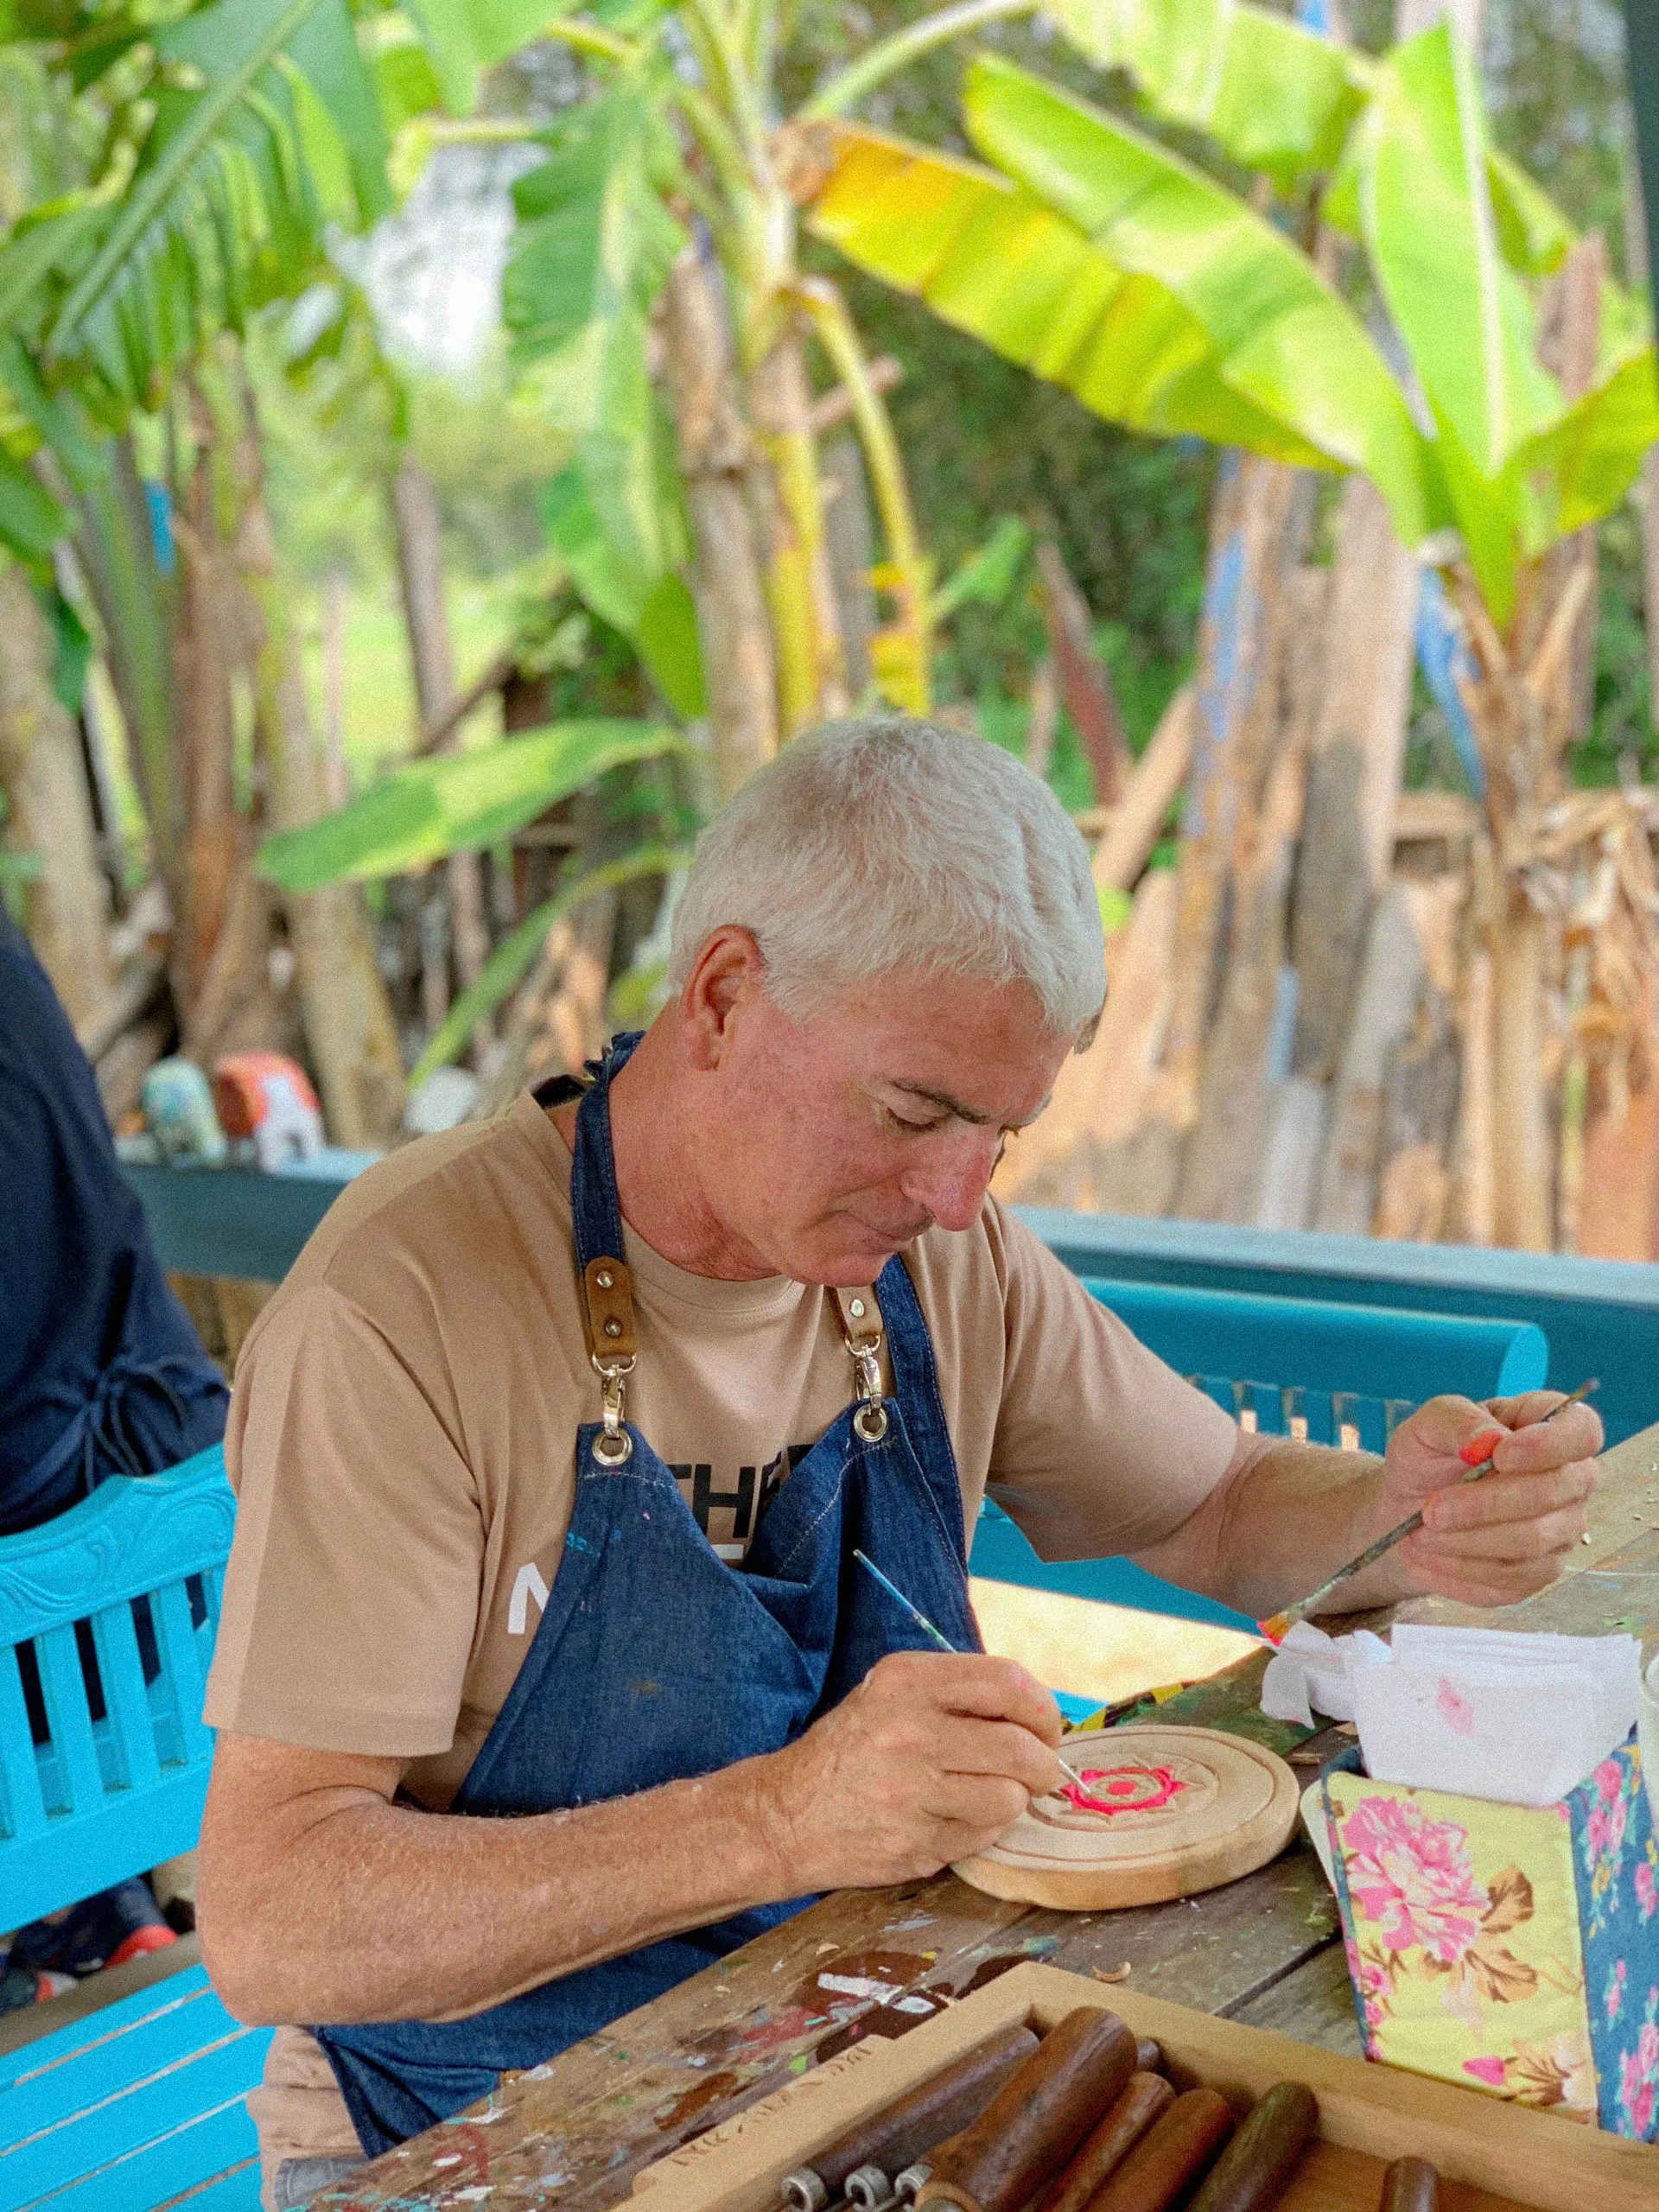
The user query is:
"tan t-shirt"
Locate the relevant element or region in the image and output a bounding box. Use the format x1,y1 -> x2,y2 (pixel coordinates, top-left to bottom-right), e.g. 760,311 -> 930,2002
208,1089 -> 1243,2186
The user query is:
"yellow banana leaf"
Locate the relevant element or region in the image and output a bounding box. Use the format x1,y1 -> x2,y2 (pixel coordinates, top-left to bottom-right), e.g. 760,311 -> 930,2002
804,123 -> 1416,509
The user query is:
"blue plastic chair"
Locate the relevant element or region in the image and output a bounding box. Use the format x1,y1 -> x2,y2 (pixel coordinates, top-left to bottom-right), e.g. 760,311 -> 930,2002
969,1284 -> 1549,1641
0,1446 -> 269,2212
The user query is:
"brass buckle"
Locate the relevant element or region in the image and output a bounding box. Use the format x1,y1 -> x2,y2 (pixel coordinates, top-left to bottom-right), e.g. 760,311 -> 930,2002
590,1353 -> 635,1466
849,1339 -> 888,1444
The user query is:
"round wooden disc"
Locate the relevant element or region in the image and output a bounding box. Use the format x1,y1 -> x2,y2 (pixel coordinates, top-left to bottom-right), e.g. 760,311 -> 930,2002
951,1725 -> 1300,1910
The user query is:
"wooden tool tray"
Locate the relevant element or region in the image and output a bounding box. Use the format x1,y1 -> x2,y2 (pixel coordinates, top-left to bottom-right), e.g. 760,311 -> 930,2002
627,1961 -> 1659,2212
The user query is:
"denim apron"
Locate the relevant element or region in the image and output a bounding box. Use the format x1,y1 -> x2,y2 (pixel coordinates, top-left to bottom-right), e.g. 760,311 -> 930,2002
315,1034 -> 981,2155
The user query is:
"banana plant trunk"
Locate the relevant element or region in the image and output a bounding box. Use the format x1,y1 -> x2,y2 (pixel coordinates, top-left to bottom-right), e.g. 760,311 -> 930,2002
660,245 -> 779,798
390,451 -> 492,1041
240,476 -> 404,1147
0,555 -> 115,1031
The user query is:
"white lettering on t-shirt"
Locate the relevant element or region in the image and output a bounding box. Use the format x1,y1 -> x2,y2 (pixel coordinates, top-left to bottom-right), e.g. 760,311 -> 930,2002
508,1560 -> 550,1636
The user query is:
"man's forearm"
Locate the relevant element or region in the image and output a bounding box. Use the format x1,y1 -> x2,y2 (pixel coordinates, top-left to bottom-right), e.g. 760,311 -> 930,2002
1131,1439 -> 1419,1619
200,1738 -> 792,2027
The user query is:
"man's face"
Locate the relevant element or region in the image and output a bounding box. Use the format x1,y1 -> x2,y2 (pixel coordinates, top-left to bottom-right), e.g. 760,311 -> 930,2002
683,946 -> 1075,1285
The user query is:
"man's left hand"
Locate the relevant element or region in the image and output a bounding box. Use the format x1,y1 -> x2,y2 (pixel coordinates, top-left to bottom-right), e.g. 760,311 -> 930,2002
1383,1391 -> 1604,1608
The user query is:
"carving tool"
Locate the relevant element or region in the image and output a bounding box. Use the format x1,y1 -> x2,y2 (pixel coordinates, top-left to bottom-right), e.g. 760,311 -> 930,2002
853,1549 -> 958,1653
1256,1379 -> 1598,1643
1032,2073 -> 1175,2212
1380,2158 -> 1440,2210
915,2006 -> 1137,2211
1083,2087 -> 1235,2211
778,2024 -> 1038,2211
1186,2081 -> 1318,2211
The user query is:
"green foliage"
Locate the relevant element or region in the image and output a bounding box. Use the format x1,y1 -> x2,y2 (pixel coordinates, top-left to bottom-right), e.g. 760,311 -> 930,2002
0,786 -> 41,925
256,716 -> 687,889
407,838 -> 690,1085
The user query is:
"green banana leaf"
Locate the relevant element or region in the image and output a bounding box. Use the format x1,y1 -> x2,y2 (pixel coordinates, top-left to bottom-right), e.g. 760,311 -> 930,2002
504,86 -> 683,446
809,126 -> 1356,475
43,0 -> 388,364
1359,24 -> 1561,486
1047,0 -> 1369,194
957,55 -> 1437,543
256,719 -> 687,891
540,430 -> 705,719
404,0 -> 580,116
0,444 -> 65,569
408,841 -> 691,1087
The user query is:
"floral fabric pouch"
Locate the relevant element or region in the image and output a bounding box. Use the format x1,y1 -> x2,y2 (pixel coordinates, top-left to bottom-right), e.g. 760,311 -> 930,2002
1319,1739 -> 1659,2138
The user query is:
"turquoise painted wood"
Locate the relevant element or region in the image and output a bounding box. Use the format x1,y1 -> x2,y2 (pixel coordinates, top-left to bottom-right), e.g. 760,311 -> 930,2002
0,1447 -> 270,2212
969,1284 -> 1549,1635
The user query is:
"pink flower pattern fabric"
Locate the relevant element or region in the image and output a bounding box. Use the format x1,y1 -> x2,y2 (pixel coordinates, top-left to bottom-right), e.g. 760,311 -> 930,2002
1342,1796 -> 1490,1965
1324,1741 -> 1659,2139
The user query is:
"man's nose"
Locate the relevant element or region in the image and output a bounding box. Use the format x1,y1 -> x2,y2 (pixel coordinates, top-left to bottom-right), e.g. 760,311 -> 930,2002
900,1130 -> 1002,1232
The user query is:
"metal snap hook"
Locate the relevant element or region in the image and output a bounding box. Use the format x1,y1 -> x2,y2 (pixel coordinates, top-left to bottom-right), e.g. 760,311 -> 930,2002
854,1402 -> 889,1444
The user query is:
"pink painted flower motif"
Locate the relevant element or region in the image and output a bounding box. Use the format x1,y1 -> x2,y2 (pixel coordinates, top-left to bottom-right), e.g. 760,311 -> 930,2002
1638,1857 -> 1658,1923
1463,2056 -> 1506,2087
1616,1990 -> 1659,2141
1608,1958 -> 1630,2024
1341,1796 -> 1490,1965
1598,1758 -> 1624,1803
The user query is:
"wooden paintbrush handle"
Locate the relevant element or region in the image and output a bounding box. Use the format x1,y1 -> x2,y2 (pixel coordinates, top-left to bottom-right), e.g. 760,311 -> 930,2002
780,2024 -> 1039,2209
1380,2157 -> 1440,2210
914,2008 -> 1138,2212
1031,2073 -> 1175,2212
1186,2082 -> 1317,2212
1082,2088 -> 1236,2212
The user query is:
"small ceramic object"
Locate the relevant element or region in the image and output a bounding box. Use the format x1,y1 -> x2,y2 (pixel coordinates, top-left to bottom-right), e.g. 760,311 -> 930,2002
212,1051 -> 324,1171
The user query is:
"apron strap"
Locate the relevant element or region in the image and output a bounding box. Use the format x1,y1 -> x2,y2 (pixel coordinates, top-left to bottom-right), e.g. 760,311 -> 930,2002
580,1256 -> 637,1467
831,1287 -> 889,1444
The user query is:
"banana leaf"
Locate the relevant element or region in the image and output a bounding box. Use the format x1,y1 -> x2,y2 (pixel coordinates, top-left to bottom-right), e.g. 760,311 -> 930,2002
504,86 -> 683,445
810,127 -> 1353,472
44,0 -> 387,361
1358,24 -> 1561,487
0,444 -> 65,569
408,841 -> 691,1088
404,0 -> 582,116
256,719 -> 687,892
1046,0 -> 1369,194
958,56 -> 1438,543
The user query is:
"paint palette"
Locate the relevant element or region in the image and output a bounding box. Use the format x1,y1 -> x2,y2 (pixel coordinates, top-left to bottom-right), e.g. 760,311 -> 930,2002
951,1724 -> 1300,1910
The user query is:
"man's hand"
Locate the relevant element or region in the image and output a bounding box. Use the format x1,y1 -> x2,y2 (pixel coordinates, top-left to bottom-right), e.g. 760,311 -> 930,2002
1382,1390 -> 1603,1608
756,1652 -> 1065,1892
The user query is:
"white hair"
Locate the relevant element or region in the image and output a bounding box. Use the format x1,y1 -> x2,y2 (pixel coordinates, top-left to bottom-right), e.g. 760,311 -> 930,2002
667,717 -> 1105,1039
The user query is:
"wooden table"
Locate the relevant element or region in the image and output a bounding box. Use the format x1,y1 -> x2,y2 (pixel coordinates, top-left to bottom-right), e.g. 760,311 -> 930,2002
330,1422 -> 1659,2209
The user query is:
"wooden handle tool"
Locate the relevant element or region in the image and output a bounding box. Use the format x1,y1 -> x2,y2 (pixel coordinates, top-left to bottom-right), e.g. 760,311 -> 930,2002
1032,2073 -> 1176,2212
1380,2157 -> 1440,2211
1083,2088 -> 1236,2212
1135,2039 -> 1164,2075
779,2024 -> 1039,2210
1186,2082 -> 1317,2212
914,2007 -> 1138,2212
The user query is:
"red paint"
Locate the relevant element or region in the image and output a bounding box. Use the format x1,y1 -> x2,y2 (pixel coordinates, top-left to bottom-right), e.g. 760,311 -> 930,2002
1459,1428 -> 1506,1467
1061,1764 -> 1187,1817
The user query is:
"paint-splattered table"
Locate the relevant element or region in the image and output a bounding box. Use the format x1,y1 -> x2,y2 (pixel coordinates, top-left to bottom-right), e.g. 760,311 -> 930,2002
325,1421 -> 1659,2210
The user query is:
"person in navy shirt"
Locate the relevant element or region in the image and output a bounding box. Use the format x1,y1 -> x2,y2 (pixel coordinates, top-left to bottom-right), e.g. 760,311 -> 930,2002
0,909 -> 228,2004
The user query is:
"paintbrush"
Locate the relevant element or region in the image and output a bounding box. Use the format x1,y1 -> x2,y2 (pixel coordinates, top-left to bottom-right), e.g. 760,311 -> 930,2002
1256,1378 -> 1599,1644
853,1548 -> 960,1653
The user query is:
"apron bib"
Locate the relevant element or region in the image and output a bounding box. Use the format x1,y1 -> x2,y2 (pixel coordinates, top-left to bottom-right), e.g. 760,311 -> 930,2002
315,1035 -> 980,2154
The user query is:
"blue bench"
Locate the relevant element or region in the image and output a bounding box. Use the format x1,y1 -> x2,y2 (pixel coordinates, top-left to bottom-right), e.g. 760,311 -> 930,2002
0,1447 -> 268,2212
969,1282 -> 1549,1635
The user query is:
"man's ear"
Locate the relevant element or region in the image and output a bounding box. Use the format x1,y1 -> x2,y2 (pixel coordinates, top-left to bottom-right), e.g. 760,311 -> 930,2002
679,927 -> 767,1071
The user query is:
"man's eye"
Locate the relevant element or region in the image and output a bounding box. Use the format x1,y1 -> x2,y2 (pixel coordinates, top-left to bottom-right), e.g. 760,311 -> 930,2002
885,1107 -> 943,1135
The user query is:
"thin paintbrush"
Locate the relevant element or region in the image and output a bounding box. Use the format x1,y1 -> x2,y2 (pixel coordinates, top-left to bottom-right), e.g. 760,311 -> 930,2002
853,1548 -> 960,1653
1256,1378 -> 1599,1644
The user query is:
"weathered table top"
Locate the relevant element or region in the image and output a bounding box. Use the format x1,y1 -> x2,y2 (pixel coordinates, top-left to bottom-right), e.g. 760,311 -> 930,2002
329,1422 -> 1659,2210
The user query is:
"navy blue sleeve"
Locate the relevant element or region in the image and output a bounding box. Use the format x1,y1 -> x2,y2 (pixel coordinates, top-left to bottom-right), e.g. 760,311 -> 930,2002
0,912 -> 226,1522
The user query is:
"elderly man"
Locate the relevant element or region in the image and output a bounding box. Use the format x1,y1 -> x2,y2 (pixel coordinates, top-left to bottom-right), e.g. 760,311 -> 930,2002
199,720 -> 1601,2207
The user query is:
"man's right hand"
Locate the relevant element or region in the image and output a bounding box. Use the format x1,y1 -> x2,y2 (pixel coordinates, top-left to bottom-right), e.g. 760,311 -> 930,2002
753,1651 -> 1066,1892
